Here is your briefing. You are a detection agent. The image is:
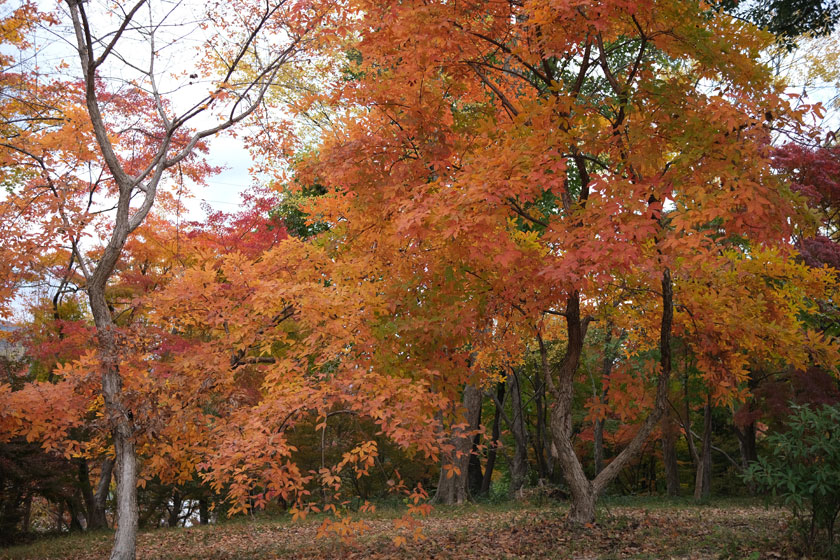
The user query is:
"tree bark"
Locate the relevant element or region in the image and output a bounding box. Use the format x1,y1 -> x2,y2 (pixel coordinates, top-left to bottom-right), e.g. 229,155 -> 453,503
694,395 -> 712,500
508,369 -> 529,499
480,382 -> 505,495
78,458 -> 96,530
467,404 -> 483,496
21,493 -> 32,534
734,422 -> 757,466
734,420 -> 757,493
89,287 -> 137,559
67,495 -> 85,532
593,321 -> 615,476
543,291 -> 595,524
199,497 -> 210,525
532,368 -> 549,481
91,458 -> 114,530
548,271 -> 674,525
661,410 -> 680,496
167,489 -> 182,528
433,385 -> 482,504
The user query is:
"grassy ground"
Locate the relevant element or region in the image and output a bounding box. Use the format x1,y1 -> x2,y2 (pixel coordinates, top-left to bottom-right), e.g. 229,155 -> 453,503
0,498 -> 794,559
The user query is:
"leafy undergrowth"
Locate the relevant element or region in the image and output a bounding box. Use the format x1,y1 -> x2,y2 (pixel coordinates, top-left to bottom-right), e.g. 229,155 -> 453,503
0,499 -> 793,559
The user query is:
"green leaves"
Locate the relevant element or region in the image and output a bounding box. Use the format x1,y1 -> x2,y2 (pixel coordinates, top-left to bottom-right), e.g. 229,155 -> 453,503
744,403 -> 840,555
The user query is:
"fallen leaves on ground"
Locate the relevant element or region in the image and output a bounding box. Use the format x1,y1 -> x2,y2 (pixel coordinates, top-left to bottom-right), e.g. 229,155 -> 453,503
0,500 -> 793,559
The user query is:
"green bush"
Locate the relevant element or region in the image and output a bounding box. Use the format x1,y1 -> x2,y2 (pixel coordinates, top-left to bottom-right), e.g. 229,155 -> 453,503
744,403 -> 840,558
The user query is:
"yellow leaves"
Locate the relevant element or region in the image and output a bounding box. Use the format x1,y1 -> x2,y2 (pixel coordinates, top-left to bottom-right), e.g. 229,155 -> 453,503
509,219 -> 547,255
804,329 -> 840,371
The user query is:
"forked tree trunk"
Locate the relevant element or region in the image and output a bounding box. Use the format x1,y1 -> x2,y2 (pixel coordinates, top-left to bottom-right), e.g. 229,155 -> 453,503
167,490 -> 183,528
547,271 -> 674,525
78,458 -> 96,529
91,458 -> 114,530
78,456 -> 112,530
433,385 -> 482,504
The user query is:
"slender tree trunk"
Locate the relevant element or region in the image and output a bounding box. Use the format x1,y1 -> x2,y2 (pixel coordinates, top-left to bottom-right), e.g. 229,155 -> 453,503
21,493 -> 32,534
199,498 -> 209,525
78,458 -> 96,530
593,419 -> 605,476
593,321 -> 615,476
467,403 -> 483,496
433,385 -> 482,504
480,382 -> 505,495
734,422 -> 757,467
508,369 -> 529,499
734,421 -> 757,494
56,501 -> 65,532
532,368 -> 549,481
694,395 -> 712,500
67,495 -> 85,532
91,458 -> 114,530
661,410 -> 680,496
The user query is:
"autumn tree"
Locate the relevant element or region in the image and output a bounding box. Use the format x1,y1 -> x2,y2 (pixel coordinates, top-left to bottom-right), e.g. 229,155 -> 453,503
0,1 -> 333,557
296,0 -> 838,523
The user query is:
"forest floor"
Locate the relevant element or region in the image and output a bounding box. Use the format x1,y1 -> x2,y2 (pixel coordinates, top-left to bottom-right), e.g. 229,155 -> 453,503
0,497 -> 796,560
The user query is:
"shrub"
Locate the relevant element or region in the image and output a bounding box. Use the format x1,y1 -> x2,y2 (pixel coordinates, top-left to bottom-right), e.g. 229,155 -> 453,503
744,403 -> 840,558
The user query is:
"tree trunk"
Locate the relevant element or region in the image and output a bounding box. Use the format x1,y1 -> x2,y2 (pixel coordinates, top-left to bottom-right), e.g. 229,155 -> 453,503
548,271 -> 673,525
734,421 -> 757,493
467,434 -> 483,496
480,382 -> 504,495
467,404 -> 483,496
21,493 -> 32,534
734,422 -> 757,467
87,280 -> 137,560
199,498 -> 210,525
90,458 -> 114,530
67,495 -> 85,532
78,458 -> 96,530
543,291 -> 595,524
433,385 -> 482,504
55,501 -> 65,532
167,489 -> 182,528
532,368 -> 549,481
593,418 -> 605,476
111,428 -> 138,556
694,395 -> 712,500
661,411 -> 680,496
593,322 -> 615,476
508,369 -> 529,499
